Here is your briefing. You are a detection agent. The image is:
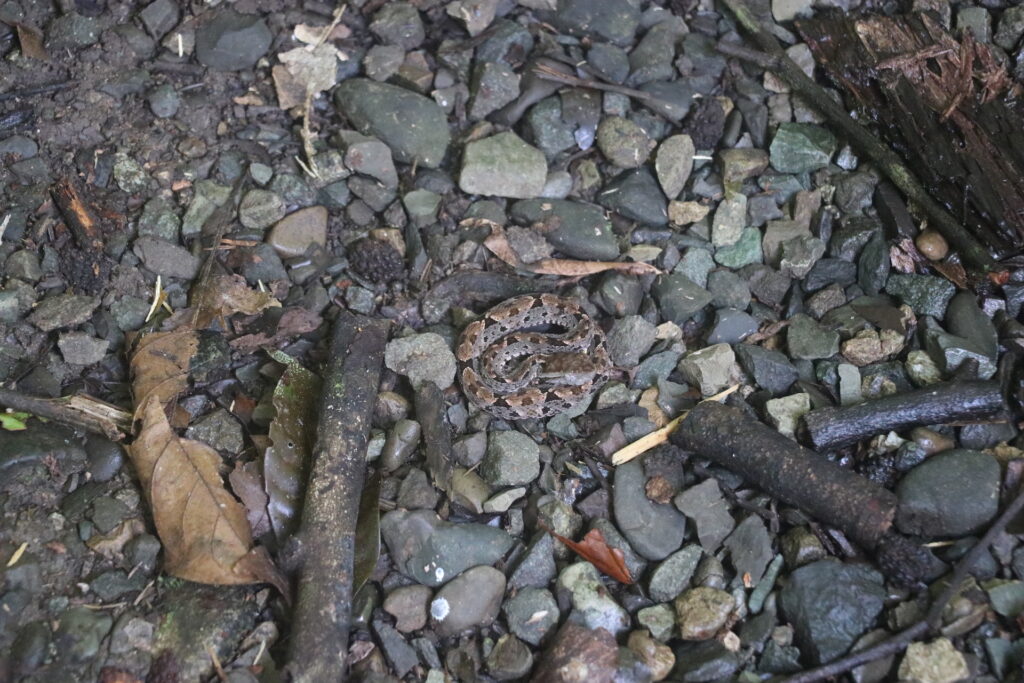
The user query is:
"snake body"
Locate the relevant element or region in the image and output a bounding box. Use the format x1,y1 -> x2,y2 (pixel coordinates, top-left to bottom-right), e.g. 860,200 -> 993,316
456,294 -> 612,420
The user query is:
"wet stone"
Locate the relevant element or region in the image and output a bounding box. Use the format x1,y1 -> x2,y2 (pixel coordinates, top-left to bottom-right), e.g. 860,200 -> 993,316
11,621 -> 51,675
476,19 -> 533,65
468,62 -> 520,121
779,560 -> 886,665
373,619 -> 419,677
678,343 -> 735,396
804,258 -> 857,292
380,509 -> 513,586
638,604 -> 676,643
597,116 -> 655,168
781,527 -> 827,569
556,561 -> 630,634
606,316 -> 657,367
0,135 -> 38,160
343,138 -> 398,189
28,294 -> 100,332
504,587 -> 560,645
675,247 -> 715,288
509,532 -> 557,590
525,98 -> 576,159
58,333 -> 108,366
788,313 -> 840,360
715,227 -> 763,268
720,148 -> 770,188
653,273 -> 713,325
598,167 -> 668,226
923,323 -> 997,380
460,132 -> 547,199
613,458 -> 686,560
133,237 -> 200,280
711,193 -> 747,247
779,236 -> 825,278
267,206 -> 327,258
238,189 -> 286,231
946,291 -> 997,360
54,606 -> 113,662
724,516 -> 774,584
550,0 -> 640,46
769,123 -> 837,173
675,586 -> 735,640
708,270 -> 751,310
384,333 -> 456,391
195,9 -> 272,71
648,544 -> 702,603
47,12 -> 101,48
588,42 -> 630,83
481,431 -> 540,486
886,273 -> 955,319
898,638 -> 969,683
707,308 -> 759,345
383,585 -> 432,633
370,2 -> 424,49
486,634 -> 533,680
735,343 -> 798,395
896,449 -> 1000,538
335,79 -> 450,168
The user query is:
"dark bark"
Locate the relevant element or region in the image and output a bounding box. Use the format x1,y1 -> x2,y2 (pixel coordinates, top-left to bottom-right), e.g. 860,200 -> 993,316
286,313 -> 390,683
671,401 -> 897,550
803,381 -> 1004,451
796,12 -> 1024,258
415,383 -> 454,496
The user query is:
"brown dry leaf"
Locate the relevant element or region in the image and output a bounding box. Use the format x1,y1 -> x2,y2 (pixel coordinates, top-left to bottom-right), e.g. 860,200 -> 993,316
278,44 -> 339,99
229,461 -> 272,539
638,387 -> 668,427
229,308 -> 322,353
15,22 -> 47,61
545,527 -> 634,584
129,328 -> 199,418
483,224 -> 660,277
129,397 -> 286,592
272,64 -> 306,110
294,22 -> 351,44
192,273 -> 281,329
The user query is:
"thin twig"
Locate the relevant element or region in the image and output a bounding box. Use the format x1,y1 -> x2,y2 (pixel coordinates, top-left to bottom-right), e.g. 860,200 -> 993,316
531,63 -> 678,112
716,0 -> 996,270
0,81 -> 74,103
782,482 -> 1024,683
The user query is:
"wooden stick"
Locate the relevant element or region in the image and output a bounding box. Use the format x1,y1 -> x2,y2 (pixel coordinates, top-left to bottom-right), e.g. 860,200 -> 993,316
0,388 -> 130,441
285,313 -> 390,682
803,380 -> 1004,451
671,401 -> 897,551
717,0 -> 996,270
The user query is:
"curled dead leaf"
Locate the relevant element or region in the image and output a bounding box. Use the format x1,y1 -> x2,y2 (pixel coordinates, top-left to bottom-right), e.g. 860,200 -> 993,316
543,526 -> 634,584
483,224 -> 661,278
192,273 -> 281,329
129,328 -> 199,419
129,397 -> 287,594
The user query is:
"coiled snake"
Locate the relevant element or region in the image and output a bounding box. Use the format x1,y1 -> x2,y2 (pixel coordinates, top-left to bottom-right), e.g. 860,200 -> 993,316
456,294 -> 612,420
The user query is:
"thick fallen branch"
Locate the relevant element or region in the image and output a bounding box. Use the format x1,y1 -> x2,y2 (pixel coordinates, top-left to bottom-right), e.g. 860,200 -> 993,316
286,313 -> 390,682
784,481 -> 1024,683
717,0 -> 996,270
803,380 -> 1004,451
671,401 -> 896,551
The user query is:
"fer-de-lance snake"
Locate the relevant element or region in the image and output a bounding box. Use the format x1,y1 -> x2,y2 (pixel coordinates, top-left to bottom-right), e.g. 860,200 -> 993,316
456,294 -> 612,420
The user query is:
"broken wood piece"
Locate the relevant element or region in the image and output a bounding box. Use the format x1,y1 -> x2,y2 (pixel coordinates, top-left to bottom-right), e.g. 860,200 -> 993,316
803,380 -> 1004,451
286,312 -> 390,682
415,382 -> 454,496
0,388 -> 130,441
670,401 -> 897,551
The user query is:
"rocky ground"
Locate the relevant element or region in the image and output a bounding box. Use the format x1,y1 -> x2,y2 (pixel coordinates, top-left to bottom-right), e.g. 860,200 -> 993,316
2,0 -> 1024,681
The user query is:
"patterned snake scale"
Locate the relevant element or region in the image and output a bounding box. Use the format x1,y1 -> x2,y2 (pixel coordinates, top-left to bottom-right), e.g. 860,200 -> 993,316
456,294 -> 613,420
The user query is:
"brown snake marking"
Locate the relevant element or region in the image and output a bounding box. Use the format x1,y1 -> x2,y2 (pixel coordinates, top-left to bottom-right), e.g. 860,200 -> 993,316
456,294 -> 612,420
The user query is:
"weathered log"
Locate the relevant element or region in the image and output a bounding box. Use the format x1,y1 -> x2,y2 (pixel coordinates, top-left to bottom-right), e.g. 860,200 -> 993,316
671,401 -> 897,551
803,381 -> 1004,451
286,313 -> 390,683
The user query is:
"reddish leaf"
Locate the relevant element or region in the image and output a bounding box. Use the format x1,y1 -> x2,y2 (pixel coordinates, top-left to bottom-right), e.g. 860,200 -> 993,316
544,526 -> 634,584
